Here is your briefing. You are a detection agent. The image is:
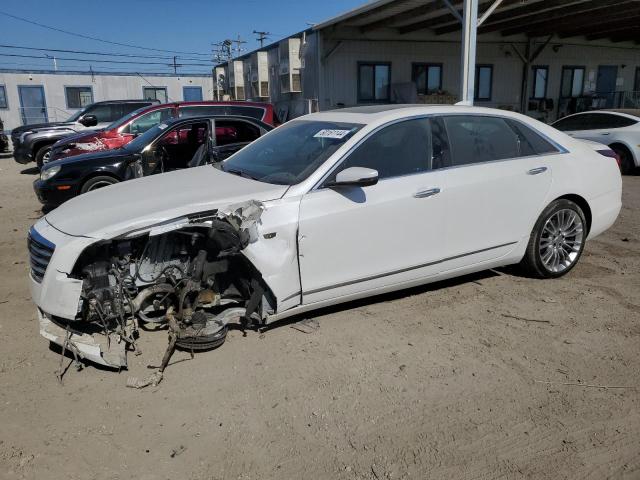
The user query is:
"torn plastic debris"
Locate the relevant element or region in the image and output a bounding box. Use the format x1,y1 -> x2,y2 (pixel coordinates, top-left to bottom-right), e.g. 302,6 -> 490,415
39,310 -> 127,368
216,199 -> 264,243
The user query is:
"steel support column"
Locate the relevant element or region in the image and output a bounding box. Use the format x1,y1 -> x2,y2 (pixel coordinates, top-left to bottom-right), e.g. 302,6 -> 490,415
460,0 -> 479,104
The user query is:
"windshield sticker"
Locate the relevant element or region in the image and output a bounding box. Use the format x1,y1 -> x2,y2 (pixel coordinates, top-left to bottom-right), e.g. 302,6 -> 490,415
314,129 -> 352,139
158,123 -> 168,130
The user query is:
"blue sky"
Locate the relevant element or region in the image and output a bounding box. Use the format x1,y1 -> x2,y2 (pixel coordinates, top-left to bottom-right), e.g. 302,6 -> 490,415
0,0 -> 364,73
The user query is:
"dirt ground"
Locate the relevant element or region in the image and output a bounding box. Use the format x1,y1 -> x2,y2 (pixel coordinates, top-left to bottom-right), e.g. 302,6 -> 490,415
0,156 -> 638,480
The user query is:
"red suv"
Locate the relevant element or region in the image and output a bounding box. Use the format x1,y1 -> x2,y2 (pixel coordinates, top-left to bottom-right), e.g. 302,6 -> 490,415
50,101 -> 278,161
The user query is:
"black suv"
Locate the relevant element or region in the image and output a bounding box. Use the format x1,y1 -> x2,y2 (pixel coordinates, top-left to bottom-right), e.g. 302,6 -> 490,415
11,99 -> 158,167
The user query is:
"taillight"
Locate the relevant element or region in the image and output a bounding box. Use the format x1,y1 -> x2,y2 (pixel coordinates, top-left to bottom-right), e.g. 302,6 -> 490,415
597,149 -> 621,169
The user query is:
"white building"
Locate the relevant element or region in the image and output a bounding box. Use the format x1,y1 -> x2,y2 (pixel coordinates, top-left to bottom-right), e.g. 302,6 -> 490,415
216,0 -> 640,122
0,69 -> 214,130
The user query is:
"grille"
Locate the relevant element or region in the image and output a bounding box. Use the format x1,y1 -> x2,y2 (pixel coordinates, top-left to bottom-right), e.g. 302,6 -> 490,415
28,228 -> 55,283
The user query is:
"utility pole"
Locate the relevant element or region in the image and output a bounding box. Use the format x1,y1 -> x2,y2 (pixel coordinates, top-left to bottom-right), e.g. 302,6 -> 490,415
231,35 -> 247,56
253,30 -> 271,49
173,56 -> 178,75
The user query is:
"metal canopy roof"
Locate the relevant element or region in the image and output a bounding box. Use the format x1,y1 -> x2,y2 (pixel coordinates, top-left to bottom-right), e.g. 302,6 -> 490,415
316,0 -> 640,43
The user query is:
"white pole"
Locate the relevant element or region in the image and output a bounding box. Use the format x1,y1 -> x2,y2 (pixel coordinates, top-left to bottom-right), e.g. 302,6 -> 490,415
460,0 -> 478,105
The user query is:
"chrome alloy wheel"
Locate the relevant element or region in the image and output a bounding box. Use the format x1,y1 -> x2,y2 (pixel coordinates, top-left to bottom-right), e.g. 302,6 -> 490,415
42,150 -> 51,164
539,208 -> 584,273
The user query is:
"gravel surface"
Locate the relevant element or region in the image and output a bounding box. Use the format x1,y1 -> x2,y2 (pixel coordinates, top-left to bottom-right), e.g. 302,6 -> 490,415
0,158 -> 638,479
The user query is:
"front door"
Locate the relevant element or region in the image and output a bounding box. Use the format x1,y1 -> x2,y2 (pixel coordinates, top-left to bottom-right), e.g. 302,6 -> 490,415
596,66 -> 618,108
18,86 -> 47,125
298,117 -> 446,304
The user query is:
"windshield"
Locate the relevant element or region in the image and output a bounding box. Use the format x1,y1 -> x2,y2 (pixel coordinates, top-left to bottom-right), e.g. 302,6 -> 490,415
105,106 -> 151,130
122,121 -> 172,152
218,120 -> 362,185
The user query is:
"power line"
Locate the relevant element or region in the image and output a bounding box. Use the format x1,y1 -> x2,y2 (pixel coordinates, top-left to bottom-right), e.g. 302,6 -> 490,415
0,10 -> 211,56
0,52 -> 214,67
0,44 -> 214,62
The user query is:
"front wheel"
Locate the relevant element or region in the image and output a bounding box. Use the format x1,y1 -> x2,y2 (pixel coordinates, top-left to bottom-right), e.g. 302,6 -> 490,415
80,175 -> 119,194
35,145 -> 52,169
520,199 -> 587,279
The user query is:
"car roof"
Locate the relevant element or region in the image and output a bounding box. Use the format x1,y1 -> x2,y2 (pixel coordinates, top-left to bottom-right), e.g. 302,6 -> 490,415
300,104 -> 525,125
161,115 -> 271,128
562,109 -> 640,120
93,99 -> 157,104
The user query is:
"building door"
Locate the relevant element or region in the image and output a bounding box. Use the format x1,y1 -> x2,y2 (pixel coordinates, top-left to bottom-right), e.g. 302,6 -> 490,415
596,66 -> 618,108
18,85 -> 47,125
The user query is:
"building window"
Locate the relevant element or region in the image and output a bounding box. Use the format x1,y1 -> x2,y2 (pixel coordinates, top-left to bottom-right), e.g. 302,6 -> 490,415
412,63 -> 442,95
561,66 -> 585,98
143,87 -> 168,103
475,65 -> 493,101
634,67 -> 640,92
183,86 -> 203,102
65,86 -> 93,109
358,62 -> 391,103
0,85 -> 7,109
531,66 -> 548,99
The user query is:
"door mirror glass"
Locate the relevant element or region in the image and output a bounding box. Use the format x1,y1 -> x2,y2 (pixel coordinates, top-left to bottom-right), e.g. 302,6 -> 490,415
80,114 -> 98,127
327,167 -> 379,188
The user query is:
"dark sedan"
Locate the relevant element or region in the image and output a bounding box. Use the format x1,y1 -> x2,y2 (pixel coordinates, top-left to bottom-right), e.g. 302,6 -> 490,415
34,115 -> 271,207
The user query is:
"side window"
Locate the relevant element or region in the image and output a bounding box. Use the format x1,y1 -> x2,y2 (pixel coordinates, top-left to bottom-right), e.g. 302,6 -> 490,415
443,115 -> 519,165
595,113 -> 637,129
85,104 -> 116,123
215,120 -> 261,146
552,115 -> 584,131
332,118 -> 431,180
227,106 -> 265,120
124,108 -> 172,134
507,120 -> 559,155
180,106 -> 225,117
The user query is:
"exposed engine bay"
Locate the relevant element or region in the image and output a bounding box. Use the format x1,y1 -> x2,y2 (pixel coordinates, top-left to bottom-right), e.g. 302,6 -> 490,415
50,201 -> 275,380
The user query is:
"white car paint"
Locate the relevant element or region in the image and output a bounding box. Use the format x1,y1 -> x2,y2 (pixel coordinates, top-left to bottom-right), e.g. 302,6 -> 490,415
29,105 -> 622,354
552,110 -> 640,168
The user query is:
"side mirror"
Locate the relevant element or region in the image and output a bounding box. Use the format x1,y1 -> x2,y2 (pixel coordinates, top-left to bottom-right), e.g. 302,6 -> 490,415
326,166 -> 379,188
79,115 -> 98,127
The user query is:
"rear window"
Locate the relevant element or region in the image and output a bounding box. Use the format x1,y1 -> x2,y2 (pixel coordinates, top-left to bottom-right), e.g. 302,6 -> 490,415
507,120 -> 559,155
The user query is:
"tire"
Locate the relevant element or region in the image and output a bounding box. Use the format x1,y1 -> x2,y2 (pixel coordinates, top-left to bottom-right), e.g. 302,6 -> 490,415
611,145 -> 634,175
520,199 -> 587,279
35,145 -> 52,169
80,175 -> 119,194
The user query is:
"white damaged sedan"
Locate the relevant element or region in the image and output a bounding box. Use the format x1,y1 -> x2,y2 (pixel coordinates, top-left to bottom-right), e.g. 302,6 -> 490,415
28,105 -> 622,368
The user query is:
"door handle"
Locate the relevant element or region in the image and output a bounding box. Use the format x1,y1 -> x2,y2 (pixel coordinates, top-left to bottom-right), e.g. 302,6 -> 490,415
601,132 -> 610,135
527,167 -> 548,175
414,187 -> 441,198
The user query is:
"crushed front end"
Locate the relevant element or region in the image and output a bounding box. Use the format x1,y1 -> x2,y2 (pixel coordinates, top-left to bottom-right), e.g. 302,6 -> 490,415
29,201 -> 276,370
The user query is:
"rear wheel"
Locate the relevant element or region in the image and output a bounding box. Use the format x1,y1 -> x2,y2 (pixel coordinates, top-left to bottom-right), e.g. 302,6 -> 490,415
611,145 -> 634,175
80,175 -> 119,194
35,145 -> 52,169
520,199 -> 587,279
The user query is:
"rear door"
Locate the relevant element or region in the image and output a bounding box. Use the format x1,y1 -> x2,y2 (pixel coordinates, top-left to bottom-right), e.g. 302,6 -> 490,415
435,115 -> 558,271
